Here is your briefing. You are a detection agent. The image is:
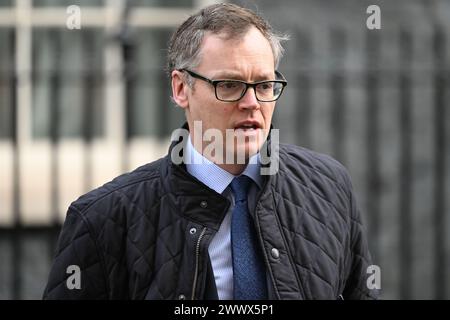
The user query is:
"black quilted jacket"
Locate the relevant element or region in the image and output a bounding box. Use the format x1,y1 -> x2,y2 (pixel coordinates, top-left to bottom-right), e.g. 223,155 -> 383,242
43,129 -> 377,300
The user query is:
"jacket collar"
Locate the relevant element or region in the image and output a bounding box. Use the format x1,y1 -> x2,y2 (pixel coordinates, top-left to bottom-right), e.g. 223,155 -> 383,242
164,122 -> 275,230
165,123 -> 229,230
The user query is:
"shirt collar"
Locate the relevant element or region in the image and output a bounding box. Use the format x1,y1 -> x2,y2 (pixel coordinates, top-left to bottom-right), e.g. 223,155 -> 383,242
185,135 -> 262,194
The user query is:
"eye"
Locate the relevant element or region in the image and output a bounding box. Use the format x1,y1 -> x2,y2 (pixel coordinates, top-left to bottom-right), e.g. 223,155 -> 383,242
259,82 -> 273,90
218,81 -> 239,89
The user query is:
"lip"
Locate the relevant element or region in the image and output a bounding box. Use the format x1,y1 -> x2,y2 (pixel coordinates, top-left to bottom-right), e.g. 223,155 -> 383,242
233,120 -> 263,130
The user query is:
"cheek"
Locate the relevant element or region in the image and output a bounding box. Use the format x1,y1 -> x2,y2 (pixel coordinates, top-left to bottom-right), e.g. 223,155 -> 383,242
262,105 -> 275,123
221,106 -> 235,120
217,104 -> 235,118
200,104 -> 231,129
190,92 -> 235,129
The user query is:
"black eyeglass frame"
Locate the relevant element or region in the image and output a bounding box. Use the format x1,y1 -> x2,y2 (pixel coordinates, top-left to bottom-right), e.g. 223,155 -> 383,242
179,69 -> 288,102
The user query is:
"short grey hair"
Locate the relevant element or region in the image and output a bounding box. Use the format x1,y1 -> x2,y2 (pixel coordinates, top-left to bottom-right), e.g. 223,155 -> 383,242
166,3 -> 289,80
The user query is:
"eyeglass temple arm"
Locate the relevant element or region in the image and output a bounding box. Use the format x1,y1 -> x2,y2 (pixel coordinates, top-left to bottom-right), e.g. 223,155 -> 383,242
275,70 -> 287,83
179,69 -> 214,85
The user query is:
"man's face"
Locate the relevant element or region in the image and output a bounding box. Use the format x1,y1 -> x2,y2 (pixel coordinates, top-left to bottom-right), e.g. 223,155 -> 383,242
175,27 -> 277,166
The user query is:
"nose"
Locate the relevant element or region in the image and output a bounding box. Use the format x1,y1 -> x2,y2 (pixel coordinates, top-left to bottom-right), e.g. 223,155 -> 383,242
237,87 -> 260,111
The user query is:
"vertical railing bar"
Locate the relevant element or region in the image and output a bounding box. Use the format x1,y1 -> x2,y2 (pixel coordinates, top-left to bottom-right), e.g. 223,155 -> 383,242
296,29 -> 312,149
123,38 -> 134,171
49,29 -> 61,228
157,30 -> 169,139
432,24 -> 446,300
365,30 -> 381,264
297,73 -> 311,148
398,28 -> 413,300
10,24 -> 22,300
118,0 -> 134,172
45,28 -> 62,263
330,27 -> 346,164
82,30 -> 95,193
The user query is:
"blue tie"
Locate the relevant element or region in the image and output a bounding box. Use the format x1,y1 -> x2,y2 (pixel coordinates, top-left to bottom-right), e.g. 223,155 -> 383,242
230,175 -> 268,300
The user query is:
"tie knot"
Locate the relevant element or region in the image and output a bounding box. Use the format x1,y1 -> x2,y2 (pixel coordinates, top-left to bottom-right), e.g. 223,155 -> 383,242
230,175 -> 252,202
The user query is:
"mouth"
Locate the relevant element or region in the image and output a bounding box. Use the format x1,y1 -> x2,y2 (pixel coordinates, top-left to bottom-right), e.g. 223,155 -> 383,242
233,121 -> 262,132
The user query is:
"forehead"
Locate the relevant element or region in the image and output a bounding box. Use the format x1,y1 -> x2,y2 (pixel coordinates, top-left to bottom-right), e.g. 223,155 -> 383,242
197,27 -> 275,78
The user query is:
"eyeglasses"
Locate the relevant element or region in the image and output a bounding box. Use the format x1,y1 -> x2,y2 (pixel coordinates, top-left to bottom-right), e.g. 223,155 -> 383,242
180,69 -> 287,102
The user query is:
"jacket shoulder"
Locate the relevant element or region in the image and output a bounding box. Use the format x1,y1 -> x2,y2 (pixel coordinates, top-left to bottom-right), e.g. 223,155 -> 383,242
278,144 -> 352,191
70,156 -> 167,215
43,157 -> 168,299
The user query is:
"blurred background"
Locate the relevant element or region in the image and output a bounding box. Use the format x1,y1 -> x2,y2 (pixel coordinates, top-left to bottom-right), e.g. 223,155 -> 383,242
0,0 -> 449,299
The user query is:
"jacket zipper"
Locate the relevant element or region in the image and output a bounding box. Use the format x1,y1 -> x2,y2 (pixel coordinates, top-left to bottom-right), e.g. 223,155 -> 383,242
191,227 -> 207,300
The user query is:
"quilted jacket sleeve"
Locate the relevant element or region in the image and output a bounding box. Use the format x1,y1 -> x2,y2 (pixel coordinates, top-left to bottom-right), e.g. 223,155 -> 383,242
43,205 -> 108,299
342,172 -> 380,300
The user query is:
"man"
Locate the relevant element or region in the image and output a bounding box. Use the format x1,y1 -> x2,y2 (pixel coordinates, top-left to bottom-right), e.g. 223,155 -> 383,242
44,3 -> 377,300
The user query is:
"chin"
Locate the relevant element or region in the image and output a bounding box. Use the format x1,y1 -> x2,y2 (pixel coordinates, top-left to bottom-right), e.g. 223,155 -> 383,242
232,141 -> 261,165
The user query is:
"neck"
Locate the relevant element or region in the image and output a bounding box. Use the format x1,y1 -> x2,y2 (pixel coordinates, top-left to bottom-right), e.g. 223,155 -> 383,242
215,162 -> 247,176
188,133 -> 251,175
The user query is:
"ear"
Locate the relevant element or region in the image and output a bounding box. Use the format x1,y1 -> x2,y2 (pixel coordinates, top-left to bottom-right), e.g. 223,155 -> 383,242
171,70 -> 189,109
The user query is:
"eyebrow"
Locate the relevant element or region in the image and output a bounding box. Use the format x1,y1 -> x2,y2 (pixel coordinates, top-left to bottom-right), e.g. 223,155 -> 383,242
210,71 -> 275,81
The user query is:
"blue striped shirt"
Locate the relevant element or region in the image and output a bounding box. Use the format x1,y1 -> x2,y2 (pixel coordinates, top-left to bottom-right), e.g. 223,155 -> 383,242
185,135 -> 262,300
